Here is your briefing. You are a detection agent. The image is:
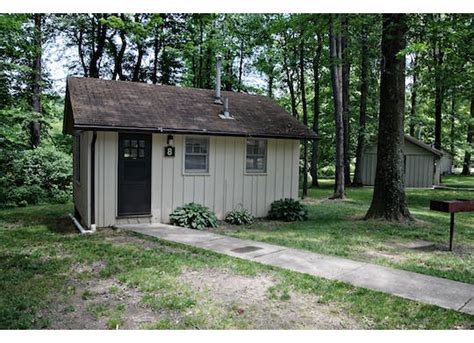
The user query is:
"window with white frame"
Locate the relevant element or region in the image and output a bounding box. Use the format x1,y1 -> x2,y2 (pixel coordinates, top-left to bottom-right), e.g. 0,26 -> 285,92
185,137 -> 209,173
74,134 -> 81,183
246,139 -> 267,173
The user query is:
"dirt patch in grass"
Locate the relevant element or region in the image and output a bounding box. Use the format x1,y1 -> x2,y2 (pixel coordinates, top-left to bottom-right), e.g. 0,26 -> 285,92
40,276 -> 163,329
179,268 -> 362,329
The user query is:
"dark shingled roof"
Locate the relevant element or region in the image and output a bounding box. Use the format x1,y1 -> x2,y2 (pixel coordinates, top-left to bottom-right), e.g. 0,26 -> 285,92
63,77 -> 317,140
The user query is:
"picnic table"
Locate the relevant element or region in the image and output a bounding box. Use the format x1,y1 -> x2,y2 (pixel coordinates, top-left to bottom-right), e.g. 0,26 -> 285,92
429,199 -> 474,251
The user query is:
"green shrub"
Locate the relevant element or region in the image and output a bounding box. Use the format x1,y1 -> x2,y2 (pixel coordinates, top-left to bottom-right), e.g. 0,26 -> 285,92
17,200 -> 28,207
169,202 -> 218,230
320,165 -> 335,177
9,185 -> 43,205
268,198 -> 308,222
225,207 -> 255,225
0,146 -> 72,207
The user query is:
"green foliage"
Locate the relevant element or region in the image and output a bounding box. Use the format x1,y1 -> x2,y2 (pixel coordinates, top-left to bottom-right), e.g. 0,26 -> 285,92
268,198 -> 308,222
224,207 -> 255,225
169,202 -> 218,230
0,146 -> 72,207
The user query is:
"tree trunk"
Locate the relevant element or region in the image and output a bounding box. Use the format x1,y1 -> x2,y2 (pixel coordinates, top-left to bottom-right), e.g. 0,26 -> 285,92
237,39 -> 244,92
365,14 -> 412,222
352,25 -> 369,187
267,57 -> 274,98
283,53 -> 298,118
151,36 -> 160,84
450,96 -> 456,153
409,53 -> 417,137
342,15 -> 351,186
132,46 -> 145,82
31,13 -> 42,114
310,33 -> 323,188
224,49 -> 233,91
30,14 -> 42,149
77,28 -> 89,77
268,74 -> 274,98
110,29 -> 127,81
89,14 -> 108,78
299,31 -> 309,199
329,16 -> 345,199
433,44 -> 444,150
198,18 -> 204,88
461,97 -> 473,176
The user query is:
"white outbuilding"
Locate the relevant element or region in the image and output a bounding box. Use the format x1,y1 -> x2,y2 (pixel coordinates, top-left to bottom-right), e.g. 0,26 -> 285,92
63,76 -> 316,229
438,149 -> 454,175
361,135 -> 443,188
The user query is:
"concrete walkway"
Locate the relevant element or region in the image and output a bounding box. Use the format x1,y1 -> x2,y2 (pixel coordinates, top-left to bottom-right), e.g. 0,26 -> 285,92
115,223 -> 474,315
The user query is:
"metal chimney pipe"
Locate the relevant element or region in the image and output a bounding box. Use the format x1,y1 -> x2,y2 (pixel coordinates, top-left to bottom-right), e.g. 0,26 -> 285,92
223,97 -> 230,118
214,55 -> 223,104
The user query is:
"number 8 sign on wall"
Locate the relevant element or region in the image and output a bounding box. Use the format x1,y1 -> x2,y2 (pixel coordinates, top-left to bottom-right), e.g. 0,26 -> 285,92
164,145 -> 175,157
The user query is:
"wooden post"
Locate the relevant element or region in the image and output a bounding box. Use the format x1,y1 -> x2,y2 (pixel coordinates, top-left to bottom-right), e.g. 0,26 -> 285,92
449,213 -> 455,251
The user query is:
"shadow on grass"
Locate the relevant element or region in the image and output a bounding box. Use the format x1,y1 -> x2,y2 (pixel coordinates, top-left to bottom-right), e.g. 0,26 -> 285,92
0,203 -> 76,235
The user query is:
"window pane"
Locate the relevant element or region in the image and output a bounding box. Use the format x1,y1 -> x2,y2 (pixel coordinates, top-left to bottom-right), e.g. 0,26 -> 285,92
131,148 -> 137,159
246,157 -> 255,170
138,148 -> 145,158
131,140 -> 138,148
185,155 -> 207,171
246,139 -> 266,172
256,157 -> 265,170
123,139 -> 130,147
124,148 -> 131,158
185,137 -> 209,172
257,140 -> 266,154
139,140 -> 145,148
186,138 -> 208,153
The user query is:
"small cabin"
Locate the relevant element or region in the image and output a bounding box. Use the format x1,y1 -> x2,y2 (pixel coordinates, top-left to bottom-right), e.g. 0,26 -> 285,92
63,77 -> 316,229
361,135 -> 443,188
438,149 -> 454,175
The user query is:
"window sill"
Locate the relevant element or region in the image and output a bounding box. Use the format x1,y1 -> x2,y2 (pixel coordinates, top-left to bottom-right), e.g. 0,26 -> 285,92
183,172 -> 211,176
244,172 -> 267,176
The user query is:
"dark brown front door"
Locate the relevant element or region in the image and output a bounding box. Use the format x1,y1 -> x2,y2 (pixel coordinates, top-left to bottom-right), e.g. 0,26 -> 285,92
118,133 -> 151,216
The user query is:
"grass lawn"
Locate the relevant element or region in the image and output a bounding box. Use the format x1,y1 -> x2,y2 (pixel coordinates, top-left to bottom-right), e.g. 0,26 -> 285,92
0,203 -> 473,329
441,175 -> 474,189
214,176 -> 474,284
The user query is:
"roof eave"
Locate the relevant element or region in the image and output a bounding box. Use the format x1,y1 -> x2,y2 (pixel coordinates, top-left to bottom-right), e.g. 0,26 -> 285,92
72,124 -> 318,140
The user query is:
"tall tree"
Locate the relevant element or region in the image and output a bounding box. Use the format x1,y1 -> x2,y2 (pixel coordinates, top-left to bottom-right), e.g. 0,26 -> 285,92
29,13 -> 42,149
409,53 -> 418,137
329,15 -> 346,199
31,13 -> 42,113
365,14 -> 412,222
352,23 -> 369,187
281,29 -> 299,118
341,15 -> 351,185
310,32 -> 323,188
105,14 -> 128,81
461,98 -> 473,176
298,28 -> 309,198
89,14 -> 109,78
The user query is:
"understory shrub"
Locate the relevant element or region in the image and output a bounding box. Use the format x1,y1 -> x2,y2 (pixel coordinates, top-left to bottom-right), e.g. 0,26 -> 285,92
169,202 -> 218,230
0,146 -> 72,207
319,165 -> 336,178
224,207 -> 255,225
268,198 -> 308,222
